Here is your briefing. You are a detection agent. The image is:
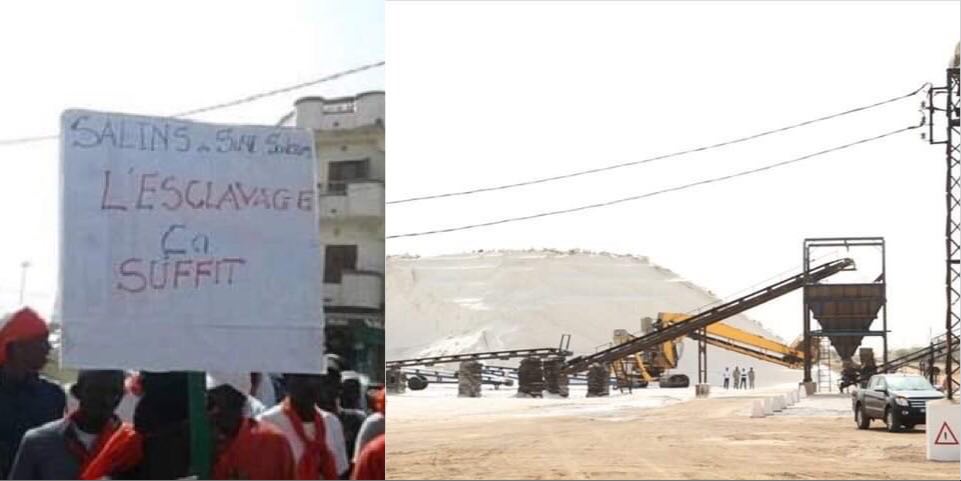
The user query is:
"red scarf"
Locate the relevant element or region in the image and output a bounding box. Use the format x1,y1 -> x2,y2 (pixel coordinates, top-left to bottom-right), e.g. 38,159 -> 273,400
79,424 -> 142,480
212,418 -> 296,480
281,398 -> 338,480
64,411 -> 124,474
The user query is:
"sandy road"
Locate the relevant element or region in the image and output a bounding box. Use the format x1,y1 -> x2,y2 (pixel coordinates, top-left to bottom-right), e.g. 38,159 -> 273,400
387,390 -> 959,480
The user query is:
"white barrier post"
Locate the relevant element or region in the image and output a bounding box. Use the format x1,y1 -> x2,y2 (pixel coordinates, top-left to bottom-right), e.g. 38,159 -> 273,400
926,399 -> 960,462
751,400 -> 765,418
763,397 -> 774,415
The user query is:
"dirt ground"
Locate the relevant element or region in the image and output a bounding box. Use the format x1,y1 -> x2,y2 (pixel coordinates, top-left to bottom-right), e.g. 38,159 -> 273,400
387,392 -> 959,480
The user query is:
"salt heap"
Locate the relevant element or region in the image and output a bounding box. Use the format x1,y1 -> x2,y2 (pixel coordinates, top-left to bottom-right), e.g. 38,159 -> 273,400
387,250 -> 803,387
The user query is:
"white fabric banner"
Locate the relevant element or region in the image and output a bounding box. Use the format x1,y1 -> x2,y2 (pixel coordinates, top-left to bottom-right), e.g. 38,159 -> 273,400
59,110 -> 325,373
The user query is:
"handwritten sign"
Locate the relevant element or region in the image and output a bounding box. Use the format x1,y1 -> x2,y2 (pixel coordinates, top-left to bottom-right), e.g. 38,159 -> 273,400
59,110 -> 325,373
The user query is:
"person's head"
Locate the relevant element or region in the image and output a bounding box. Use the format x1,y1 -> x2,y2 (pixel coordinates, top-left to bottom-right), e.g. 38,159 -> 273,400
205,372 -> 251,443
371,388 -> 385,414
133,372 -> 191,479
206,384 -> 246,443
71,370 -> 125,428
315,354 -> 344,410
284,373 -> 323,407
317,367 -> 343,411
0,307 -> 51,373
341,376 -> 362,409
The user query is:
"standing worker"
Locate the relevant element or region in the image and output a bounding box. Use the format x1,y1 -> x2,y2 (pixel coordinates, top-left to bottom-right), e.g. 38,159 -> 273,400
318,355 -> 366,465
732,366 -> 740,390
353,389 -> 385,463
722,367 -> 731,389
80,372 -> 193,480
258,373 -> 342,479
8,370 -> 126,479
739,368 -> 748,389
206,372 -> 295,479
0,307 -> 66,479
748,367 -> 756,389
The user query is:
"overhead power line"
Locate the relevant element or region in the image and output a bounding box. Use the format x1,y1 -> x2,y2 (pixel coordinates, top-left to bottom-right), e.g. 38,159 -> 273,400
0,60 -> 385,147
387,83 -> 930,205
387,123 -> 922,240
171,60 -> 384,117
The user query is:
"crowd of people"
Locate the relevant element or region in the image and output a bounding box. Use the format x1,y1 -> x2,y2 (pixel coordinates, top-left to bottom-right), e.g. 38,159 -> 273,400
721,366 -> 756,390
0,307 -> 385,480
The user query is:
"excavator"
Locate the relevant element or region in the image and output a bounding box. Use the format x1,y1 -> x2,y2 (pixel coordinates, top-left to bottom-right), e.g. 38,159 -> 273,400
609,312 -> 811,390
610,326 -> 685,389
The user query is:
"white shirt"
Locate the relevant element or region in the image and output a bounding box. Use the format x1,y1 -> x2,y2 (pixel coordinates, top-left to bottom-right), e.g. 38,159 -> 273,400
253,372 -> 277,407
74,428 -> 98,451
257,404 -> 349,476
244,395 -> 266,418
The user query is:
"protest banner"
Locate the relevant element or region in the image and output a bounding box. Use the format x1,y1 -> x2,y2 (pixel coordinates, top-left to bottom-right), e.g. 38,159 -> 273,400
59,110 -> 325,374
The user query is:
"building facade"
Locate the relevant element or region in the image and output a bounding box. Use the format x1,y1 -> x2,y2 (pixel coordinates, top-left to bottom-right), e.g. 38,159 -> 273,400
291,91 -> 385,381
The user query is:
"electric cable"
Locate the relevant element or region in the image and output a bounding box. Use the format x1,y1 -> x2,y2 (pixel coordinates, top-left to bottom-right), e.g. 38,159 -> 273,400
388,84 -> 929,205
0,60 -> 385,147
387,123 -> 922,239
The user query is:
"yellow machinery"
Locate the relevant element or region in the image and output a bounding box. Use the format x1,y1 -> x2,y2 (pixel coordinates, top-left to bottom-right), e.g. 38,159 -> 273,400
610,312 -> 810,390
610,319 -> 687,390
659,312 -> 810,368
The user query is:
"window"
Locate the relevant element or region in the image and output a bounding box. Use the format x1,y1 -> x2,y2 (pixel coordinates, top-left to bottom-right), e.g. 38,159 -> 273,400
886,376 -> 934,391
324,245 -> 357,283
327,159 -> 370,194
323,101 -> 356,114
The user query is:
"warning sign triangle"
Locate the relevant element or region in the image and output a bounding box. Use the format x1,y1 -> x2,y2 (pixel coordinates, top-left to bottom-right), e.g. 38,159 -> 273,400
934,421 -> 959,445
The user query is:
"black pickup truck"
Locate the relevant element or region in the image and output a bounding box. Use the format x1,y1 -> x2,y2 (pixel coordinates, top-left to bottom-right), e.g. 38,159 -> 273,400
851,374 -> 944,432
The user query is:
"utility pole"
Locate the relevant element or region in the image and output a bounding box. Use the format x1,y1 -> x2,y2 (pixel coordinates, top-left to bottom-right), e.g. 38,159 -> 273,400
18,261 -> 30,305
926,42 -> 961,400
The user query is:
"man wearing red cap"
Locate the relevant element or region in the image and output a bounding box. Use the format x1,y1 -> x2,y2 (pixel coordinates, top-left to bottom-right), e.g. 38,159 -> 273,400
0,307 -> 66,479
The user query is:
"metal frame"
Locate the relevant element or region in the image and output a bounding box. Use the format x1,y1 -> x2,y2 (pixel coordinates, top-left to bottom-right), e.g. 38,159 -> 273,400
564,258 -> 853,374
401,367 -> 513,387
802,237 -> 887,385
696,328 -> 708,384
928,66 -> 961,400
386,346 -> 573,369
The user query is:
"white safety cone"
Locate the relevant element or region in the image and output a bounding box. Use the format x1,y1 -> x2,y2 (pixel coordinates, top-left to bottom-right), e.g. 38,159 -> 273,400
751,400 -> 765,418
763,397 -> 774,415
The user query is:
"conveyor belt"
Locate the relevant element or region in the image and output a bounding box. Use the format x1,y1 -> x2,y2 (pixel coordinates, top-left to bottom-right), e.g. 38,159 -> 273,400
563,258 -> 854,374
387,346 -> 573,369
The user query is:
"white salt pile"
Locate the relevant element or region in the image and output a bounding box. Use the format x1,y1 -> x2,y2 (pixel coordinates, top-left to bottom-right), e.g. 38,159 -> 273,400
387,249 -> 804,388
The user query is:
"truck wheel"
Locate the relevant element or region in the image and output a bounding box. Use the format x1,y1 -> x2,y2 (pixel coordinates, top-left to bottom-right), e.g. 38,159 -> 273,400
407,375 -> 429,391
855,404 -> 870,430
885,407 -> 901,433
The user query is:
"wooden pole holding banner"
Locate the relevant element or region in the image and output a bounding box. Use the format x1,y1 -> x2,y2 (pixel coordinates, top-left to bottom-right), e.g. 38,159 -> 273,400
188,372 -> 211,479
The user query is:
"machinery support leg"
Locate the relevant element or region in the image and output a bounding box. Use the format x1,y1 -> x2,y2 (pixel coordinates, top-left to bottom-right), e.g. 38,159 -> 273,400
696,328 -> 710,398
